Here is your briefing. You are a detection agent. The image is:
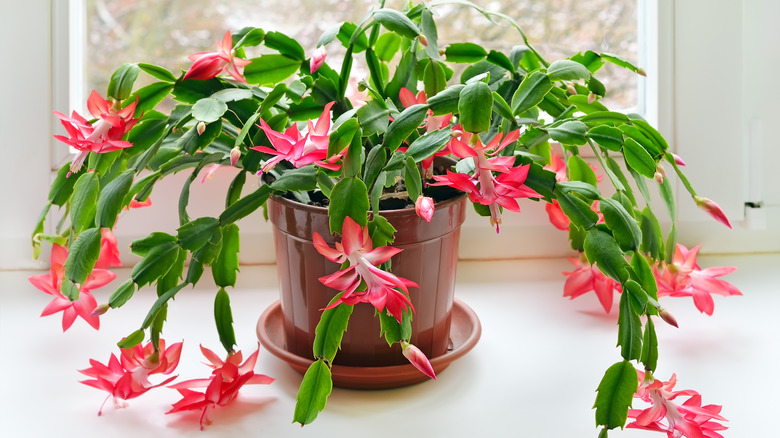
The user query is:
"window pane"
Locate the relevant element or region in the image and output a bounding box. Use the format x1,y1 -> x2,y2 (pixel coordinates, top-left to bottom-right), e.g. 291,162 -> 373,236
85,0 -> 637,109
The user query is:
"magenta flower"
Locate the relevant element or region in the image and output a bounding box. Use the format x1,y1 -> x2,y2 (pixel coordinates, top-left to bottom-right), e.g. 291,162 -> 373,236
54,91 -> 138,175
562,254 -> 621,313
401,341 -> 436,380
415,196 -> 435,222
628,370 -> 728,438
168,345 -> 274,430
251,102 -> 341,173
183,31 -> 251,83
310,46 -> 327,73
693,196 -> 732,229
28,244 -> 116,331
397,89 -> 453,178
654,244 -> 742,316
95,229 -> 122,269
432,162 -> 540,233
79,340 -> 183,414
313,216 -> 419,322
399,88 -> 452,134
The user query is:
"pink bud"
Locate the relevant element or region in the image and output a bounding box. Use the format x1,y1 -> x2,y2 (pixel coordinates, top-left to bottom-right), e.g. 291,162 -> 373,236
671,153 -> 686,166
91,304 -> 110,317
418,35 -> 429,47
654,165 -> 666,183
694,196 -> 732,229
566,83 -> 577,95
588,92 -> 597,104
658,307 -> 678,328
310,47 -> 327,73
230,146 -> 241,167
637,67 -> 647,77
401,341 -> 436,380
415,196 -> 435,223
197,121 -> 206,135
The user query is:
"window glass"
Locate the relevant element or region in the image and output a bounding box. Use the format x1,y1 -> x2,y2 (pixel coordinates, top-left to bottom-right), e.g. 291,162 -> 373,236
85,0 -> 637,109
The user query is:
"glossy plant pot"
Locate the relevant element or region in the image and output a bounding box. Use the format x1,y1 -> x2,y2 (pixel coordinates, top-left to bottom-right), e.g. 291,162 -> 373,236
265,191 -> 469,376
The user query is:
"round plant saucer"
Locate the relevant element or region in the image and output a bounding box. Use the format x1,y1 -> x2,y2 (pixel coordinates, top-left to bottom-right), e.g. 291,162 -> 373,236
256,298 -> 482,389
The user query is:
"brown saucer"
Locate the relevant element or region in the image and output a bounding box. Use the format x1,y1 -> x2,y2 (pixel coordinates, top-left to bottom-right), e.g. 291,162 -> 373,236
256,298 -> 481,389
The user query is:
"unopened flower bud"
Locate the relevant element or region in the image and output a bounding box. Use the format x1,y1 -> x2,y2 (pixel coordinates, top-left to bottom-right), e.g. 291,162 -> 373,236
418,35 -> 429,47
658,307 -> 679,328
588,92 -> 597,104
637,67 -> 647,77
566,83 -> 577,95
415,196 -> 435,223
197,121 -> 206,135
230,146 -> 241,167
694,196 -> 732,229
91,304 -> 110,317
310,46 -> 327,73
671,153 -> 686,166
401,341 -> 436,380
654,165 -> 666,183
357,79 -> 368,92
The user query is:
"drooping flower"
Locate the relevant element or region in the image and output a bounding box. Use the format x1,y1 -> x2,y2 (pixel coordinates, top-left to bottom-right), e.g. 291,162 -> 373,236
401,341 -> 436,380
627,370 -> 728,438
167,345 -> 274,430
310,46 -> 327,73
183,31 -> 251,83
53,90 -> 138,175
415,196 -> 435,222
693,196 -> 732,229
313,216 -> 418,322
562,253 -> 621,313
28,244 -> 116,331
251,102 -> 341,172
79,340 -> 183,415
95,228 -> 122,269
654,244 -> 741,315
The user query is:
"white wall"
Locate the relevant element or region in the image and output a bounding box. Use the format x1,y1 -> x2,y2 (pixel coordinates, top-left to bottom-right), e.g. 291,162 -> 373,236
2,0 -> 779,270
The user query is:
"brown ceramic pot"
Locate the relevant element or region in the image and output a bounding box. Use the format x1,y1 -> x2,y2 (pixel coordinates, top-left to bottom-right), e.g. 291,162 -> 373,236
268,192 -> 468,369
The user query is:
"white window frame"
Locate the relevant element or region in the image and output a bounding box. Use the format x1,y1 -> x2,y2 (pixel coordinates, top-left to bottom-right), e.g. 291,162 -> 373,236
5,0 -> 778,270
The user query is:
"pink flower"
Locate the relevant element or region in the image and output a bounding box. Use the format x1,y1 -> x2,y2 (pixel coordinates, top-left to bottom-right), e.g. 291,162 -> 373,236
28,244 -> 116,331
54,91 -> 138,175
401,341 -> 436,380
313,217 -> 419,322
627,370 -> 728,438
183,31 -> 251,83
128,195 -> 152,209
397,89 -> 453,178
95,229 -> 122,269
415,196 -> 435,222
693,196 -> 732,229
432,163 -> 540,233
310,46 -> 327,73
399,88 -> 452,134
654,244 -> 741,316
544,199 -> 604,231
562,254 -> 621,313
79,340 -> 183,414
167,345 -> 274,430
251,102 -> 341,172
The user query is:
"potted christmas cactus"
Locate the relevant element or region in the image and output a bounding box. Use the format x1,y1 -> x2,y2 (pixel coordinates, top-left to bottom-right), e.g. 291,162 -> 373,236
30,0 -> 741,435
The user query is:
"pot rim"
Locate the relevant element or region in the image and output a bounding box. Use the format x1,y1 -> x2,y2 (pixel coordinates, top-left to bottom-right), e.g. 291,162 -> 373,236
269,191 -> 468,218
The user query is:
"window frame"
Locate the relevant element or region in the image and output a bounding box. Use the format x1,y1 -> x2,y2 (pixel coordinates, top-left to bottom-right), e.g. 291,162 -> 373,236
8,0 -> 776,271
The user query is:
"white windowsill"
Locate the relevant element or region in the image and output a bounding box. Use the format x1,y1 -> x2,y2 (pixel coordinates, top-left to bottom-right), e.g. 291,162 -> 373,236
2,254 -> 776,437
